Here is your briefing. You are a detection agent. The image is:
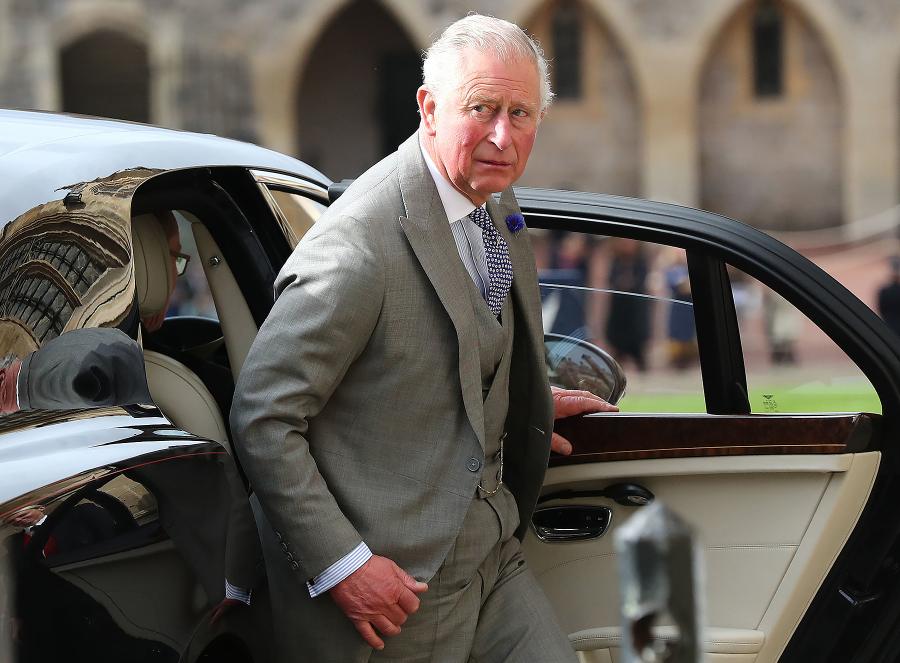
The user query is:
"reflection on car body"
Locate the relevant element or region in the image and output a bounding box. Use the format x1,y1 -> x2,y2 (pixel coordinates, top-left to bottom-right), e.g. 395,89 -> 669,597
1,110 -> 899,662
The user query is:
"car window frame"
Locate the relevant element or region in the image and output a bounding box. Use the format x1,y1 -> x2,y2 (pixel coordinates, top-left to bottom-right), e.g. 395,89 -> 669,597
517,190 -> 899,422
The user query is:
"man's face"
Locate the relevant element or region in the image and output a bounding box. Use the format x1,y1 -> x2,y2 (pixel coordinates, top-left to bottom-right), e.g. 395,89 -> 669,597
418,49 -> 542,206
6,506 -> 44,528
141,215 -> 182,333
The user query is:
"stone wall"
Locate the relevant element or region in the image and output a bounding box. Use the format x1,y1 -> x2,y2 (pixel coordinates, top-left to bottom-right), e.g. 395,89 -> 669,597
520,0 -> 641,196
0,0 -> 896,231
699,1 -> 843,230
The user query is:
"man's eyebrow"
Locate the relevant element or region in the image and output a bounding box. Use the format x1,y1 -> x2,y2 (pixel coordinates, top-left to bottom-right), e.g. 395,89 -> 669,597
463,92 -> 537,111
463,91 -> 499,105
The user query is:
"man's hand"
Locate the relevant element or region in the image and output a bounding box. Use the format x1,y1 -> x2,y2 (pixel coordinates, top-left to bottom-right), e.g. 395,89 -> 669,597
551,387 -> 618,455
329,555 -> 428,650
0,359 -> 21,414
209,598 -> 244,626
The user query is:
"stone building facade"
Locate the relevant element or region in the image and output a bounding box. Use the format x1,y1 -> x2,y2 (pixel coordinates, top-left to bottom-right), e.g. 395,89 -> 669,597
1,0 -> 898,231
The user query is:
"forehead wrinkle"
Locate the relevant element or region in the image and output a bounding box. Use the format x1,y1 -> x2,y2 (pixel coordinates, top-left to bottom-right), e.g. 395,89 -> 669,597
461,80 -> 537,107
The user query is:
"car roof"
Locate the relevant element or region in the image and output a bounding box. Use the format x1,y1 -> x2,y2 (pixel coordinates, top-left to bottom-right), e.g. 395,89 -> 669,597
0,109 -> 330,224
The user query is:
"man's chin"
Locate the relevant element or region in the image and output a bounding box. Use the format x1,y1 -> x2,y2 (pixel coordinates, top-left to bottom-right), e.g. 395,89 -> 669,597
470,173 -> 519,198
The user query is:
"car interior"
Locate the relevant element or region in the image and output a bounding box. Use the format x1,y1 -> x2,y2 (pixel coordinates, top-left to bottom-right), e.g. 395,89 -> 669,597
132,210 -> 243,449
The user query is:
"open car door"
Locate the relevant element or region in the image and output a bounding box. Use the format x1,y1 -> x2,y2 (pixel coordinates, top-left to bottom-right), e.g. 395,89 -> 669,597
517,189 -> 900,663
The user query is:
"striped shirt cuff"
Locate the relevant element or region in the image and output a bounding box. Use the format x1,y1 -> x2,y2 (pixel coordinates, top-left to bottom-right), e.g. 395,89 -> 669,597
224,578 -> 252,605
306,542 -> 372,598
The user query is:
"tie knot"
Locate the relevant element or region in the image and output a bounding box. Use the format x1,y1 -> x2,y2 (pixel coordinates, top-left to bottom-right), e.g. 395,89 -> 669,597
469,206 -> 493,232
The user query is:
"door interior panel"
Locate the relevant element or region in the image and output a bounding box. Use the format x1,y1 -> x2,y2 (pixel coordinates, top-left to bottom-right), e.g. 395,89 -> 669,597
524,451 -> 880,662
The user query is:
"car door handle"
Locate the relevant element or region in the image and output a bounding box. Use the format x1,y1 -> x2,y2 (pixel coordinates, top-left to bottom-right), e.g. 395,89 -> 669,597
531,505 -> 612,542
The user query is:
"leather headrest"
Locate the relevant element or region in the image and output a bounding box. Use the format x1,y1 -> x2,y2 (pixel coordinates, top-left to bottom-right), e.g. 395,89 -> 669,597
132,212 -> 175,317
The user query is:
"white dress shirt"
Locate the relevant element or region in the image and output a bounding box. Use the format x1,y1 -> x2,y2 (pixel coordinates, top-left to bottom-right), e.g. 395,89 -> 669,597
305,138 -> 495,597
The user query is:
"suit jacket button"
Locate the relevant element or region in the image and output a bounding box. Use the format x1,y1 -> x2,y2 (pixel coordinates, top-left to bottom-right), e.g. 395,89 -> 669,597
466,457 -> 481,472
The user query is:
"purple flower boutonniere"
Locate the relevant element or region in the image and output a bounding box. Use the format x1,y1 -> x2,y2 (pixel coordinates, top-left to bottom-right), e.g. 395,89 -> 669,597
505,213 -> 525,234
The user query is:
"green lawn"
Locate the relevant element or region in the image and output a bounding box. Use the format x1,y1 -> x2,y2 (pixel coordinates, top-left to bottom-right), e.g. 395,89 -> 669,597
618,380 -> 882,414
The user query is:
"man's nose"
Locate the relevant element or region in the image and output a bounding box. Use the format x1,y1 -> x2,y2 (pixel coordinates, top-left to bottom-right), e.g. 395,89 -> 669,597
489,115 -> 513,151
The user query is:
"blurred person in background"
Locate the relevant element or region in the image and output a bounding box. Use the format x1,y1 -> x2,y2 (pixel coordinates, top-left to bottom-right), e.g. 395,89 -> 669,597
604,238 -> 651,371
665,251 -> 698,369
877,256 -> 900,338
763,290 -> 800,365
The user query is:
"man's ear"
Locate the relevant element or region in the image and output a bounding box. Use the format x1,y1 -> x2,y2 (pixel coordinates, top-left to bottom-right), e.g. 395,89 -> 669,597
417,86 -> 437,136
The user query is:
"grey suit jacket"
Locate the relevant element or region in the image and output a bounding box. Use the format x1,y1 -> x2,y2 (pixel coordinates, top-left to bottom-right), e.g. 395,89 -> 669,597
231,132 -> 553,585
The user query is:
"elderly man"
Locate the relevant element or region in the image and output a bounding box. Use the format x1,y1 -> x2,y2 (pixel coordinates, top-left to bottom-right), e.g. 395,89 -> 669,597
231,14 -> 614,662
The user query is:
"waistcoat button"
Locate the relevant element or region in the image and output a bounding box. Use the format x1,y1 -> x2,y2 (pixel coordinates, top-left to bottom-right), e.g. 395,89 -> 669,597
466,457 -> 481,472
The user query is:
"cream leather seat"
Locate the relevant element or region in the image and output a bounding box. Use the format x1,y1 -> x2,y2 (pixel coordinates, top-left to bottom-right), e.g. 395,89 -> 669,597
132,212 -> 229,447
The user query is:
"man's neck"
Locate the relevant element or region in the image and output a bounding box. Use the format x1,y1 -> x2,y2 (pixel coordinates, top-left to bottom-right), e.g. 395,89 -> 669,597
419,134 -> 482,223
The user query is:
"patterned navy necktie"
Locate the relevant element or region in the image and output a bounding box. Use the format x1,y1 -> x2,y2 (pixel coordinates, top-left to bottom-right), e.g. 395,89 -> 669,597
469,205 -> 513,316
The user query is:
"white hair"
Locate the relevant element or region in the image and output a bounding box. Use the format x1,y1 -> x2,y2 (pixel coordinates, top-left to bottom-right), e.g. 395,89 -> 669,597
422,14 -> 554,114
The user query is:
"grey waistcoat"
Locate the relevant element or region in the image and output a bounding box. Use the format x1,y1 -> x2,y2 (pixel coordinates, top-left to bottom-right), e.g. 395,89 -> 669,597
469,284 -> 520,532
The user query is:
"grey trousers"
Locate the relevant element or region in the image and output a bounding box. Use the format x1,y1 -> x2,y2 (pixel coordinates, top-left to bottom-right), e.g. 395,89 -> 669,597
258,492 -> 576,662
369,491 -> 577,663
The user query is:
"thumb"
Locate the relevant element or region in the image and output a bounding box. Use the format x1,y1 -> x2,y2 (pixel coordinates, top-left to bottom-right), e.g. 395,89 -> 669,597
395,565 -> 428,593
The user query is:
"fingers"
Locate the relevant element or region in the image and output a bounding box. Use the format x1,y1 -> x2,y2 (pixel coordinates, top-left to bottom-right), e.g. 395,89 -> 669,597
381,601 -> 408,626
396,587 -> 422,615
372,614 -> 402,637
552,388 -> 619,419
353,620 -> 385,651
550,432 -> 573,455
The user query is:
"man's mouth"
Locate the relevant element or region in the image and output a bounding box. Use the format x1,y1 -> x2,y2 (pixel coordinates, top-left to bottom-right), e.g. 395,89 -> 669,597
477,159 -> 513,167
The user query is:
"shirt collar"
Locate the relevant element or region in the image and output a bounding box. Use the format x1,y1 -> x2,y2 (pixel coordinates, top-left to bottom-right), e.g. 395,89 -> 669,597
419,135 -> 478,223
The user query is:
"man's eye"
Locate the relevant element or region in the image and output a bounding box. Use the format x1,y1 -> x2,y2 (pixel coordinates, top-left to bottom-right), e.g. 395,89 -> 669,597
512,108 -> 529,118
472,104 -> 491,114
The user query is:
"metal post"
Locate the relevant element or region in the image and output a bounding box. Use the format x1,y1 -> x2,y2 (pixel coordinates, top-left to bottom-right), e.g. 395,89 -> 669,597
615,501 -> 703,663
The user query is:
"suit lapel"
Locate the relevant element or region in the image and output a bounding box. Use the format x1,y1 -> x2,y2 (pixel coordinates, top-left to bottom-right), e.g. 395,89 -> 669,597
488,189 -> 546,377
397,134 -> 486,450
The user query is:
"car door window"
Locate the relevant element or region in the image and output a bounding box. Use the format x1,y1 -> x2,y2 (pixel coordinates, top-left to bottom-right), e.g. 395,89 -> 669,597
252,170 -> 328,248
532,230 -> 705,412
729,266 -> 881,414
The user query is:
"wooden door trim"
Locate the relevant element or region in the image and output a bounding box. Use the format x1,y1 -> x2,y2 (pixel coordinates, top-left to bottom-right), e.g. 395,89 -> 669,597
550,413 -> 879,466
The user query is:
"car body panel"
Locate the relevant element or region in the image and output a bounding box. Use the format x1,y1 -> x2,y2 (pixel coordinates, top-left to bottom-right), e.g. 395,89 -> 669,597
0,110 -> 328,226
0,407 -> 204,504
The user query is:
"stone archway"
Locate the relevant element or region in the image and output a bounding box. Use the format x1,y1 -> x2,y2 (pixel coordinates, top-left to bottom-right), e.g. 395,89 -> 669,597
520,0 -> 641,195
698,0 -> 843,230
59,29 -> 150,123
294,0 -> 420,179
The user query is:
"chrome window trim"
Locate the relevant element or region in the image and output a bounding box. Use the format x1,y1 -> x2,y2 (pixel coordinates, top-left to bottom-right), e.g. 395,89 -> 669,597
250,170 -> 329,204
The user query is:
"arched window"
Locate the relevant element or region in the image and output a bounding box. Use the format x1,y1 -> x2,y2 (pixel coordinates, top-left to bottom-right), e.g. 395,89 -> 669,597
552,0 -> 582,99
295,0 -> 420,178
753,0 -> 784,98
60,30 -> 150,122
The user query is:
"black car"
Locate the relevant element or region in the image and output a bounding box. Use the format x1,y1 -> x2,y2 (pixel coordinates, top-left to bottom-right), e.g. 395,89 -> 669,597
1,109 -> 897,663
